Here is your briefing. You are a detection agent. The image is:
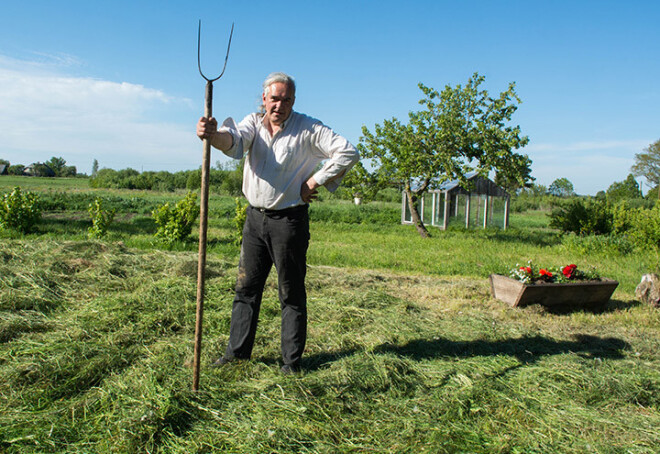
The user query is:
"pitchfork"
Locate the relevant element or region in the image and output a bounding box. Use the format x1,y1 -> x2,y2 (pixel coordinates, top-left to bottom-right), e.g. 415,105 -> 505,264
193,19 -> 234,392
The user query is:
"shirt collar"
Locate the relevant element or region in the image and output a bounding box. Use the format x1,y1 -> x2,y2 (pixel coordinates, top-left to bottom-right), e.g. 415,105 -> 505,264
261,111 -> 295,132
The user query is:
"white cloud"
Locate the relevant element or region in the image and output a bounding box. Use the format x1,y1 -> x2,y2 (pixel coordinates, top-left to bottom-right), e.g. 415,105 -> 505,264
526,139 -> 649,154
524,139 -> 648,195
0,54 -> 200,173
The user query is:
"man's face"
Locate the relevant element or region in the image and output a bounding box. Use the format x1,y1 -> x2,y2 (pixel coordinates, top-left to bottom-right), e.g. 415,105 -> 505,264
263,82 -> 295,126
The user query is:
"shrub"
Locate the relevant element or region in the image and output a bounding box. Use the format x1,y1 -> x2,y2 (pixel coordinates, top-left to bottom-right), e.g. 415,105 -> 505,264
0,187 -> 41,233
88,198 -> 116,238
152,192 -> 199,243
233,197 -> 248,245
612,203 -> 660,250
548,198 -> 612,235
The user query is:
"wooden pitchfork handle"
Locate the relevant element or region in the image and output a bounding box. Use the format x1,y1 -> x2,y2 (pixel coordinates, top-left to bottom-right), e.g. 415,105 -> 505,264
193,20 -> 233,392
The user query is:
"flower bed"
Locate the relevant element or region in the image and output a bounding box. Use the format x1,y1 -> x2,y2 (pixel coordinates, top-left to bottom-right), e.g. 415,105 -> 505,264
490,262 -> 618,308
510,262 -> 601,284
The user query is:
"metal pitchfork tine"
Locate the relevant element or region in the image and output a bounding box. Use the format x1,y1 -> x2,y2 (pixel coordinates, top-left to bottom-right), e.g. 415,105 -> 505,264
193,19 -> 234,392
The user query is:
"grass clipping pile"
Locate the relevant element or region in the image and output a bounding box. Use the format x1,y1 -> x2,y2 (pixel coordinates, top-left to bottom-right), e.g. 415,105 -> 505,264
1,239 -> 658,453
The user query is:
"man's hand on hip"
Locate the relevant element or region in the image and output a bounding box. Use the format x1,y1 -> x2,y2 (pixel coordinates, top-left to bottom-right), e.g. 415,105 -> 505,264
301,177 -> 319,204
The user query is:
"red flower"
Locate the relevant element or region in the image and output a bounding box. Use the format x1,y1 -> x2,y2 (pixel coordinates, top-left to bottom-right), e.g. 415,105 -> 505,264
562,264 -> 577,279
539,268 -> 553,277
520,266 -> 532,274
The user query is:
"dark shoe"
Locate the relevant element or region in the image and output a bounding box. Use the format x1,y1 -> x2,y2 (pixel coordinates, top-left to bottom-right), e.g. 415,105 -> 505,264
280,364 -> 301,375
210,357 -> 235,368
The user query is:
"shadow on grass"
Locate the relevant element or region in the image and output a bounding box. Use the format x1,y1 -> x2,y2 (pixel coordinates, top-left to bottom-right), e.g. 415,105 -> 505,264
303,349 -> 361,371
298,333 -> 629,372
111,216 -> 157,235
475,228 -> 561,248
542,298 -> 642,315
38,217 -> 90,234
372,333 -> 629,365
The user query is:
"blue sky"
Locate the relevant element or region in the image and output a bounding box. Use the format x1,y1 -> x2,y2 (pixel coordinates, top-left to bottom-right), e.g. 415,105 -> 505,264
1,0 -> 658,195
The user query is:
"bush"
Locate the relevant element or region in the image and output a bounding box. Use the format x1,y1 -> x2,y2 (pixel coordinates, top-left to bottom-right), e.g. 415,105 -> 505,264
612,203 -> 660,250
152,192 -> 199,244
232,198 -> 248,245
88,198 -> 116,238
0,187 -> 41,233
548,198 -> 612,235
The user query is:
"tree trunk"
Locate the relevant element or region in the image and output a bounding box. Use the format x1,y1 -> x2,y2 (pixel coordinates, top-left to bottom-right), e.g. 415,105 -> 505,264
404,186 -> 430,238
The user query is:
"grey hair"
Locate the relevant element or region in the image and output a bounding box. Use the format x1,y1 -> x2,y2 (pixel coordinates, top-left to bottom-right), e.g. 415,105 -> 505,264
262,72 -> 296,96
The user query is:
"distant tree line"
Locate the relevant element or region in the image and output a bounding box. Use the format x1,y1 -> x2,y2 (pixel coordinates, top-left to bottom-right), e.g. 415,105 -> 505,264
510,172 -> 649,214
0,156 -> 78,177
89,161 -> 244,195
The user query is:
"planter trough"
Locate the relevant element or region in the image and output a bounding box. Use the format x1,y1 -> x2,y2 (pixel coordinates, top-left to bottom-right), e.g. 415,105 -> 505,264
489,274 -> 619,308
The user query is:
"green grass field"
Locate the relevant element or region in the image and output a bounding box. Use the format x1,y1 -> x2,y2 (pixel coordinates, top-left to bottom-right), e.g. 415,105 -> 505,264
1,177 -> 658,453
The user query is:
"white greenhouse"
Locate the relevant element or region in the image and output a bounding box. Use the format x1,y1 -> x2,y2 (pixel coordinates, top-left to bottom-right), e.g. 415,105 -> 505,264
402,174 -> 510,230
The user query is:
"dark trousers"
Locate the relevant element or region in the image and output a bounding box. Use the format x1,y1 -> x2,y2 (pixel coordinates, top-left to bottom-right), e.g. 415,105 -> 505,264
225,204 -> 310,366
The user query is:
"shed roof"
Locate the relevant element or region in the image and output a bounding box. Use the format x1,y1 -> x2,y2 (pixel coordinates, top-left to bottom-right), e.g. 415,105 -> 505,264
24,163 -> 56,177
433,172 -> 508,197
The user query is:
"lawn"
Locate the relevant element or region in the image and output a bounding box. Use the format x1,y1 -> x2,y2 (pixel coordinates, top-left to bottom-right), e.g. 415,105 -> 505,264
0,178 -> 658,453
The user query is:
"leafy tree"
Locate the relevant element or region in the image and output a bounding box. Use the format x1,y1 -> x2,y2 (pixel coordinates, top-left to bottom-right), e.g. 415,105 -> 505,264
61,165 -> 77,177
340,161 -> 385,202
8,165 -> 25,175
495,160 -> 535,194
645,186 -> 659,201
92,159 -> 99,177
547,178 -> 574,197
632,139 -> 660,199
519,183 -> 547,197
0,159 -> 9,167
45,157 -> 67,176
220,158 -> 244,196
511,183 -> 551,212
29,163 -> 54,177
359,73 -> 530,237
606,174 -> 642,200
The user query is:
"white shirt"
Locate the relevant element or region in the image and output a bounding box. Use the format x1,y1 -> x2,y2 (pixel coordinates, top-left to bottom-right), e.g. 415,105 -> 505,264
219,111 -> 359,210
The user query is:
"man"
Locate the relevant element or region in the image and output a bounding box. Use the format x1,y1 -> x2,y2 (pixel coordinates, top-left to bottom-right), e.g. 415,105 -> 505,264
196,72 -> 359,374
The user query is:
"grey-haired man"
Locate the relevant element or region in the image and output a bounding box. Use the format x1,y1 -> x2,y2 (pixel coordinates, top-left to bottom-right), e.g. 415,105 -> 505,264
196,72 -> 359,373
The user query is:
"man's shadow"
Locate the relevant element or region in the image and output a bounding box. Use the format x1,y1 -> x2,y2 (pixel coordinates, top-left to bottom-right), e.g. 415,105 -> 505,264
303,334 -> 629,371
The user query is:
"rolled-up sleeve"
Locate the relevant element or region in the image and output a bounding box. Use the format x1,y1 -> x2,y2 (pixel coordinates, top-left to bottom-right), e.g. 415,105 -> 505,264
310,122 -> 360,192
217,116 -> 250,160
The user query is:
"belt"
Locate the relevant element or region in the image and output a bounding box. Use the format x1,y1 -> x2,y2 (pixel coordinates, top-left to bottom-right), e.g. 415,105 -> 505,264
250,204 -> 308,215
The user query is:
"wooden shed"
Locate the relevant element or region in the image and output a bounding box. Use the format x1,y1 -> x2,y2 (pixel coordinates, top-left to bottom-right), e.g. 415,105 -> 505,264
402,173 -> 510,230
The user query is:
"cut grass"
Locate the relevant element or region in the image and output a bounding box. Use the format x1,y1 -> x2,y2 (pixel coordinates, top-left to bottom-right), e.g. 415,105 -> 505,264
1,178 -> 658,452
0,239 -> 658,453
